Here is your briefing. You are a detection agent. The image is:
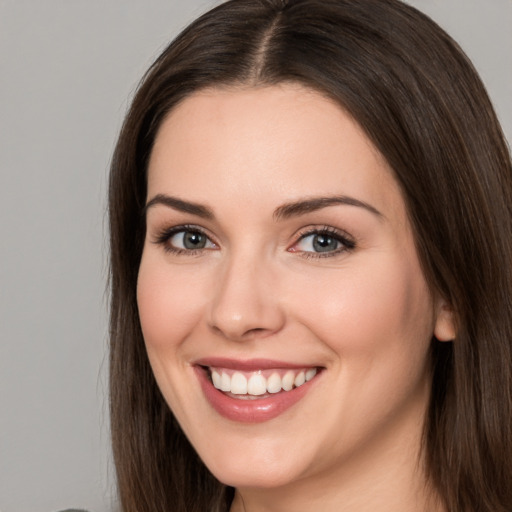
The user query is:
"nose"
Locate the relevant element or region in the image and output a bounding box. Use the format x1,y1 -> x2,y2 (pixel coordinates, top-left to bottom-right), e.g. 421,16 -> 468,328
207,252 -> 285,341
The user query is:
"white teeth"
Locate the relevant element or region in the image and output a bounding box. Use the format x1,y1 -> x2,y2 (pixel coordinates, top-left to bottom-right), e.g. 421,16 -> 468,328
266,373 -> 282,394
220,372 -> 231,392
211,371 -> 222,389
231,372 -> 248,394
210,367 -> 319,396
282,371 -> 295,391
305,368 -> 317,381
294,371 -> 305,387
247,373 -> 267,395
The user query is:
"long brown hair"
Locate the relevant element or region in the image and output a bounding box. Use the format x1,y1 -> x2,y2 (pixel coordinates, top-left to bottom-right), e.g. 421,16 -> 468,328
108,1 -> 512,510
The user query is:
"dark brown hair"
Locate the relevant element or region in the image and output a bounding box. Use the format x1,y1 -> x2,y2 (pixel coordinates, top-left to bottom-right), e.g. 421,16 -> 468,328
108,1 -> 512,510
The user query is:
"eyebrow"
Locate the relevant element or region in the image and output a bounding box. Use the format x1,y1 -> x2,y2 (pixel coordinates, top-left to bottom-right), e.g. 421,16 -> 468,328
273,196 -> 383,221
144,193 -> 383,221
144,194 -> 214,219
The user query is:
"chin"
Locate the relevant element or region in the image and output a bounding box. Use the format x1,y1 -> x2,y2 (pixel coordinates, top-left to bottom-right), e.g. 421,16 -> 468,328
211,463 -> 301,490
197,440 -> 308,489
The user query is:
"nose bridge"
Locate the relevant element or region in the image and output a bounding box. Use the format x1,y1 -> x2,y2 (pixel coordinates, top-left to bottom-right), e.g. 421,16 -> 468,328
208,244 -> 284,340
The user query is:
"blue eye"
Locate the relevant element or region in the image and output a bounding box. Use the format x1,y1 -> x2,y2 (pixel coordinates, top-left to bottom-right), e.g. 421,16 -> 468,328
170,230 -> 213,250
297,233 -> 340,253
155,226 -> 216,253
293,228 -> 355,256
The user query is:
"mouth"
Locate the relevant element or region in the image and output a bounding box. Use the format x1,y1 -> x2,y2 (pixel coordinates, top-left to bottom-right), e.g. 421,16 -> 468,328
194,358 -> 323,422
207,366 -> 318,399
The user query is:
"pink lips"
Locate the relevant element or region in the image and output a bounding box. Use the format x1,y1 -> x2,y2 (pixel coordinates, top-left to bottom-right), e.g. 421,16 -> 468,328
194,358 -> 321,423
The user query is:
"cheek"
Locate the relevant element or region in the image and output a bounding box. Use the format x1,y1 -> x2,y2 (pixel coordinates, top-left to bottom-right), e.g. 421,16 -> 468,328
288,253 -> 435,367
136,252 -> 208,352
286,257 -> 435,449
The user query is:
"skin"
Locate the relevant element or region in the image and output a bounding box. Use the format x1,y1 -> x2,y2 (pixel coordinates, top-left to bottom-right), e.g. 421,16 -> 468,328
137,84 -> 455,512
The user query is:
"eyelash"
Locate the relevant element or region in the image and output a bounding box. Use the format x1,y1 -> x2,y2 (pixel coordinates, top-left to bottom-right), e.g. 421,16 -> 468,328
292,226 -> 356,259
152,224 -> 356,258
153,224 -> 215,256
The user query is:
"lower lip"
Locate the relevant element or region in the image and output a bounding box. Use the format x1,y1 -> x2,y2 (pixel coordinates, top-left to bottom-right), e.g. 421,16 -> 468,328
195,366 -> 319,423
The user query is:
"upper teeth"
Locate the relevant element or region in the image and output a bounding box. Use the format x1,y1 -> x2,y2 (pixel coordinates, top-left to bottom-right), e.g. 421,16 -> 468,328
210,368 -> 317,395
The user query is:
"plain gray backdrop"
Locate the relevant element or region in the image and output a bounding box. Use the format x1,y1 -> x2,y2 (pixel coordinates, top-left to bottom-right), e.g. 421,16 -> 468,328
0,1 -> 510,511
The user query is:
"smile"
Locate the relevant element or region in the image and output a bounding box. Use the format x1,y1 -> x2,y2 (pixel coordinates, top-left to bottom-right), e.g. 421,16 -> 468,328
209,367 -> 318,397
194,359 -> 322,423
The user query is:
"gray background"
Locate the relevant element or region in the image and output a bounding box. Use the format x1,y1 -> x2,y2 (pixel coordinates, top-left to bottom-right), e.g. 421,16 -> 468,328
0,1 -> 510,511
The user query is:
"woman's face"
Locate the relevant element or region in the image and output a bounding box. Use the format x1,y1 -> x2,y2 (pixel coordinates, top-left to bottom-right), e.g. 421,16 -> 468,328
137,85 -> 452,491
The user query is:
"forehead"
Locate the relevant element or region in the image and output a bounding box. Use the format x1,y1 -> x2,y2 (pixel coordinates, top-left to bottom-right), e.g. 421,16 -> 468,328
147,84 -> 405,221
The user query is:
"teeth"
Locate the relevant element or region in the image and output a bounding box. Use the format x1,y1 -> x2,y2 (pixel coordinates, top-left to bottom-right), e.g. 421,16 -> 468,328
247,374 -> 267,395
266,373 -> 282,394
212,370 -> 222,389
294,371 -> 305,387
220,372 -> 231,392
305,368 -> 317,381
210,367 -> 318,396
231,372 -> 248,394
282,371 -> 295,391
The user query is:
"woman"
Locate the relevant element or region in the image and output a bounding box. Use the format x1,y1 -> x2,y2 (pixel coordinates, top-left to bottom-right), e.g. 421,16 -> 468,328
108,0 -> 512,511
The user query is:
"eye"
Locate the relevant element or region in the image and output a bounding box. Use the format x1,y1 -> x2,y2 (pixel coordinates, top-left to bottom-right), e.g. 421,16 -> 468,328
291,227 -> 355,257
298,233 -> 339,253
171,230 -> 213,250
154,226 -> 217,254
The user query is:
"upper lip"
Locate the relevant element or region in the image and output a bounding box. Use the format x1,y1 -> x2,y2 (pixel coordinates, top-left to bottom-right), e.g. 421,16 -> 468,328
193,357 -> 320,371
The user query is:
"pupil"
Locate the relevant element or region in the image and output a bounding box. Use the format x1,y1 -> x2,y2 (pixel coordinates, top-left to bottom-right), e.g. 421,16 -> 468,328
313,234 -> 338,252
184,231 -> 206,249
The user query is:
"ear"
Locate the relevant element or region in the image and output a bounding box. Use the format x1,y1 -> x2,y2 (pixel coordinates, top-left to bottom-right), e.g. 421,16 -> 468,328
433,299 -> 456,342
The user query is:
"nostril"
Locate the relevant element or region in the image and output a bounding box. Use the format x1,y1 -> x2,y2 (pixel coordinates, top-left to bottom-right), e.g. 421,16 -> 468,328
247,327 -> 266,334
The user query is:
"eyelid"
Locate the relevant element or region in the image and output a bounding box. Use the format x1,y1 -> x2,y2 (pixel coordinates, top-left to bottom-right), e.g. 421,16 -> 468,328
289,225 -> 356,258
151,224 -> 218,254
150,223 -> 355,258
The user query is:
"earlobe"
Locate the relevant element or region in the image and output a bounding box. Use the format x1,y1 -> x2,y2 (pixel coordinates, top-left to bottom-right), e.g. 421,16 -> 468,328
434,300 -> 456,341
